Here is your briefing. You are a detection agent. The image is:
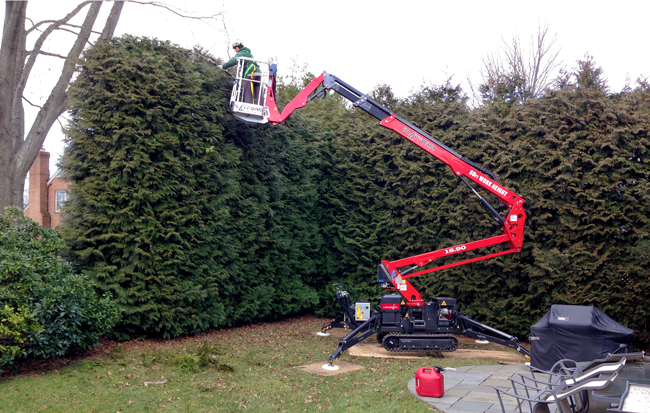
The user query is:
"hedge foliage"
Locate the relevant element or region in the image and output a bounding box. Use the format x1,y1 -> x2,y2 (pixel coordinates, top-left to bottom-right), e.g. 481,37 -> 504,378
61,37 -> 319,339
62,38 -> 650,347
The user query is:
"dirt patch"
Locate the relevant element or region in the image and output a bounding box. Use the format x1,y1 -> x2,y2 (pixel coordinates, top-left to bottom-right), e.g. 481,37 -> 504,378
317,327 -> 530,364
296,360 -> 364,376
347,341 -> 526,363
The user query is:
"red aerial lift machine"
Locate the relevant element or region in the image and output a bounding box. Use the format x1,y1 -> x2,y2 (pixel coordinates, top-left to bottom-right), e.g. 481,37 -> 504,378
221,56 -> 531,368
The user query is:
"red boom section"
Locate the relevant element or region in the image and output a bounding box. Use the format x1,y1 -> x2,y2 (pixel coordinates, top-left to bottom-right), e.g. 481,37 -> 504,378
379,115 -> 526,306
381,115 -> 524,209
266,74 -> 325,125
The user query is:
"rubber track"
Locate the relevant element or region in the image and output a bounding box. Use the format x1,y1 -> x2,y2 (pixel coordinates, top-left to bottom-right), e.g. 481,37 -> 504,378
382,333 -> 460,353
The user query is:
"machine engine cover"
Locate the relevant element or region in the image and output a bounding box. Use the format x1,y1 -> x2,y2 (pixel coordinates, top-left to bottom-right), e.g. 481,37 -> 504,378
379,294 -> 402,325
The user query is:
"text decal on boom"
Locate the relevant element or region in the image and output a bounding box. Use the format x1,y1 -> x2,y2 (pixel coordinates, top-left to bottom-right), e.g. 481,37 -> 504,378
444,245 -> 467,254
469,170 -> 509,197
403,127 -> 436,151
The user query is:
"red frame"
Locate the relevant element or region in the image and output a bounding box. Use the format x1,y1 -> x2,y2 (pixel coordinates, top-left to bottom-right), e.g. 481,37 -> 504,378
262,72 -> 526,308
378,116 -> 526,307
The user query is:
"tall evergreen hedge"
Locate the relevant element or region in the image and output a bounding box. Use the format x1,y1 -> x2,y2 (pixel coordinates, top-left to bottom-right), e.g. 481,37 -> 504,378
312,64 -> 650,343
62,38 -> 650,347
62,37 -> 236,338
441,62 -> 650,342
61,37 -> 319,338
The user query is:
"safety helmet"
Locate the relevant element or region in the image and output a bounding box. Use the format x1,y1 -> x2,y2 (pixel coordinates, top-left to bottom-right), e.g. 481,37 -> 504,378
232,41 -> 244,49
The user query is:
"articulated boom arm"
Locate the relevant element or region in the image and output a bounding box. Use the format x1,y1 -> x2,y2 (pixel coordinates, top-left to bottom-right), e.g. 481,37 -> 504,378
264,71 -> 527,307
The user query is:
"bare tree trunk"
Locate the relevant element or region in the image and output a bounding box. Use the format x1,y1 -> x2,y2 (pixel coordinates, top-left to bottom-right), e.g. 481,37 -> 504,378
0,1 -> 28,210
101,1 -> 125,40
0,0 -> 124,213
0,0 -> 218,214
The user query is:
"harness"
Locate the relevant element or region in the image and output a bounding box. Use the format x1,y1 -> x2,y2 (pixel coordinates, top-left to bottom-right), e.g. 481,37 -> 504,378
238,50 -> 259,104
239,49 -> 258,78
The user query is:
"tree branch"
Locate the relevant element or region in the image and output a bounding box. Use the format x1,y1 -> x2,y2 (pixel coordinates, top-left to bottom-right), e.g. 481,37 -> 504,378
26,19 -> 57,35
16,2 -> 94,106
59,24 -> 104,38
37,50 -> 68,60
101,1 -> 125,40
126,0 -> 222,20
18,2 -> 103,178
56,26 -> 81,36
22,96 -> 42,109
476,24 -> 561,104
56,116 -> 66,131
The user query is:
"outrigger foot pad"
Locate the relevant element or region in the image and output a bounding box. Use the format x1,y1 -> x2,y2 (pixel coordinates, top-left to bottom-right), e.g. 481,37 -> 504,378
322,363 -> 339,371
317,331 -> 330,336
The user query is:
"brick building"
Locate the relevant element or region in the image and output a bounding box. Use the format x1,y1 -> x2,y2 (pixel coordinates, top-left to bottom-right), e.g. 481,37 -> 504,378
23,148 -> 71,228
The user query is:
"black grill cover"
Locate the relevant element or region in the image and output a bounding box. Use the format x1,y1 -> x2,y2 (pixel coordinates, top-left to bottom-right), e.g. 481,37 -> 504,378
530,305 -> 633,371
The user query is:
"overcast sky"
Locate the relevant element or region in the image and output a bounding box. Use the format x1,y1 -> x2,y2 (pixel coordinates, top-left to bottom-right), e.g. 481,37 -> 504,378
4,0 -> 649,173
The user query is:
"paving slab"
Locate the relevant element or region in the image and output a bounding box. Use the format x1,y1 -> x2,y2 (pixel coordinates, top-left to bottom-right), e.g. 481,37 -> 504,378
449,366 -> 473,373
454,383 -> 499,393
499,364 -> 530,371
482,378 -> 514,387
408,364 -> 542,413
445,388 -> 470,397
462,391 -> 503,404
432,396 -> 461,405
488,373 -> 518,380
444,372 -> 491,381
449,400 -> 496,411
487,405 -> 532,413
461,379 -> 489,386
466,365 -> 510,372
444,379 -> 463,389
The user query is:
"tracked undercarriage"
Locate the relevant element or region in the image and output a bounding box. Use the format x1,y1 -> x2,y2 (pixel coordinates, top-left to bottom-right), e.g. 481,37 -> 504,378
322,286 -> 530,365
381,333 -> 460,353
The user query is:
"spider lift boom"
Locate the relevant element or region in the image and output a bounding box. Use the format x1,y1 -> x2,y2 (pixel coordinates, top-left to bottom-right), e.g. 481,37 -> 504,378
223,59 -> 531,366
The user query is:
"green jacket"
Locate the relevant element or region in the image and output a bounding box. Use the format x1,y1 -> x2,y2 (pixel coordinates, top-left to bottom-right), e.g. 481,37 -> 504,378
222,47 -> 261,77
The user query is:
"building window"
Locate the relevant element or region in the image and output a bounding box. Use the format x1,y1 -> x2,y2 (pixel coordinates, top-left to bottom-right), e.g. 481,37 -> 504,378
55,190 -> 69,212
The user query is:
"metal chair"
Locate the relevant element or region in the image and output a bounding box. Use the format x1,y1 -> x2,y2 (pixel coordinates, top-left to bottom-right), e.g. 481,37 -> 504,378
493,357 -> 627,413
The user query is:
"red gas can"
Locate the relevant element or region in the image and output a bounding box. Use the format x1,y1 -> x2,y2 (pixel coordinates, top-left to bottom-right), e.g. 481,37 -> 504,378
415,366 -> 444,398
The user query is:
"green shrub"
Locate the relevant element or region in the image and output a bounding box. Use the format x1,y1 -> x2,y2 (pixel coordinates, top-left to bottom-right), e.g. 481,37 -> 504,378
0,305 -> 41,369
0,207 -> 120,365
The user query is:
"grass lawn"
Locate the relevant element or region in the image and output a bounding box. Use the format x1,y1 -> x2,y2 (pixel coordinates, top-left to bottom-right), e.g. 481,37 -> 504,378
0,316 -> 510,412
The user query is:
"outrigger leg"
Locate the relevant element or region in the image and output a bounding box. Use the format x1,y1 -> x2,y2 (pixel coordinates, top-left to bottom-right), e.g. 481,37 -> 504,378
458,314 -> 532,359
323,313 -> 378,370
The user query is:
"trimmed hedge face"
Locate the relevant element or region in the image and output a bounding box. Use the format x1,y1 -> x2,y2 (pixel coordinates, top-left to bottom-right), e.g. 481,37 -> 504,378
63,38 -> 650,347
307,77 -> 650,345
325,78 -> 650,344
62,37 -> 319,339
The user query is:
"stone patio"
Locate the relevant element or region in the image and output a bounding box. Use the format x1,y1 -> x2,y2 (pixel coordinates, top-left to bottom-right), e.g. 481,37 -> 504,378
407,363 -> 552,413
